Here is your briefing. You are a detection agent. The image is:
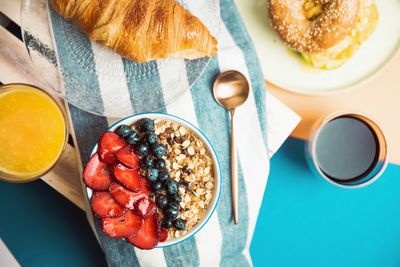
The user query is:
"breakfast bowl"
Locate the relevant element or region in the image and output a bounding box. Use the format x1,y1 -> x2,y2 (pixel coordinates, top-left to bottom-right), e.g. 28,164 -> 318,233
84,113 -> 221,249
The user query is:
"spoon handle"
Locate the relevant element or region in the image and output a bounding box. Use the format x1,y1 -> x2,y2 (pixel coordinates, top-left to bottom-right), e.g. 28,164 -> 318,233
230,109 -> 238,224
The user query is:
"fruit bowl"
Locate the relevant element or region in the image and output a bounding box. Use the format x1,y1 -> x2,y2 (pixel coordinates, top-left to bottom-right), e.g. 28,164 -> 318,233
84,113 -> 221,248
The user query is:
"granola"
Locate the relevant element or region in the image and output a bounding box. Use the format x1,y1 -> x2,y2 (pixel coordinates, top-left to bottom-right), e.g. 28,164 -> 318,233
154,119 -> 215,238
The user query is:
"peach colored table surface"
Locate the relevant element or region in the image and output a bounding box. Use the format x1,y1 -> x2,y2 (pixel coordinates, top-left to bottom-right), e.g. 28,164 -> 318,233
268,51 -> 400,164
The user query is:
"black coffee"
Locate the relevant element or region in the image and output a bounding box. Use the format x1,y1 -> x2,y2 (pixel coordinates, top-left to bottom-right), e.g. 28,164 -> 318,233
315,116 -> 379,182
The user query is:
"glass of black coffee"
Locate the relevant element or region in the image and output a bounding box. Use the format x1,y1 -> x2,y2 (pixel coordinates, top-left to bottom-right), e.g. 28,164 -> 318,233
306,112 -> 387,188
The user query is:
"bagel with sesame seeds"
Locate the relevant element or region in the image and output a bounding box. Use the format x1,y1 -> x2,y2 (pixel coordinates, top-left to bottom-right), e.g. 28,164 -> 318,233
268,0 -> 360,53
268,0 -> 379,69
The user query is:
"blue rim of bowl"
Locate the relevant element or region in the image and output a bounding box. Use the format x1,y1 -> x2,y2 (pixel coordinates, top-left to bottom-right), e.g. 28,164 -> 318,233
87,112 -> 222,248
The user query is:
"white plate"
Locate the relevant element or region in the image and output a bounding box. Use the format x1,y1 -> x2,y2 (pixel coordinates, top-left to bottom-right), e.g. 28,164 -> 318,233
236,0 -> 400,94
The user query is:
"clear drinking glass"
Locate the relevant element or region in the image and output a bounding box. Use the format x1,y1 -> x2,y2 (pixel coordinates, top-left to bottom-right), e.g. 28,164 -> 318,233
0,84 -> 68,183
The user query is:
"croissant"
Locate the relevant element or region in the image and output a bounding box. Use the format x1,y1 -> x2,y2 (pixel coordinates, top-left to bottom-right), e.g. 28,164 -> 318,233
50,0 -> 218,63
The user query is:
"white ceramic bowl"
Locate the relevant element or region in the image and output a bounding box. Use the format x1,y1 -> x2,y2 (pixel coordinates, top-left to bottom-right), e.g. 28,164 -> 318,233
86,112 -> 221,247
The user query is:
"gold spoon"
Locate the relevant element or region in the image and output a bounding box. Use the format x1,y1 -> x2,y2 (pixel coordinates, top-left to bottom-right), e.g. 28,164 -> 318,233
213,70 -> 250,224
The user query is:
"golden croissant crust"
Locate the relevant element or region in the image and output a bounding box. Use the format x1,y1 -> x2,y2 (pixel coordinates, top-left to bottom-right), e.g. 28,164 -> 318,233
50,0 -> 218,62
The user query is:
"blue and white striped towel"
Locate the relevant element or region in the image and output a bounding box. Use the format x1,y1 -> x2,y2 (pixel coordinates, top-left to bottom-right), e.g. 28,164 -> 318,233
53,0 -> 270,266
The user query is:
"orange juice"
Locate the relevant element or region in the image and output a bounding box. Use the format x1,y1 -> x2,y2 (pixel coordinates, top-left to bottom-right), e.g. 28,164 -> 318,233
0,84 -> 67,182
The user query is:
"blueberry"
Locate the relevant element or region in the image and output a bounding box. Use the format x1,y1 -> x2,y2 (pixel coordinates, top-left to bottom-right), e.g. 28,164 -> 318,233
168,193 -> 182,204
174,219 -> 186,230
158,170 -> 170,182
137,118 -> 155,133
146,132 -> 157,144
146,168 -> 158,182
152,143 -> 167,159
135,142 -> 149,157
165,205 -> 179,220
166,202 -> 179,210
116,125 -> 132,138
151,181 -> 163,192
162,219 -> 173,229
168,202 -> 179,211
140,156 -> 154,169
127,131 -> 141,145
155,159 -> 166,170
165,180 -> 178,195
156,195 -> 168,209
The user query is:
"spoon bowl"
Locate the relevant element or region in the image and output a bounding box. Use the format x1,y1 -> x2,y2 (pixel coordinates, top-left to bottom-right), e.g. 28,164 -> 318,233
213,71 -> 250,110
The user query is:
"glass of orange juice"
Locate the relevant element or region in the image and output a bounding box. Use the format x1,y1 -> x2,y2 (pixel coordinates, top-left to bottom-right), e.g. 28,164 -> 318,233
0,83 -> 68,183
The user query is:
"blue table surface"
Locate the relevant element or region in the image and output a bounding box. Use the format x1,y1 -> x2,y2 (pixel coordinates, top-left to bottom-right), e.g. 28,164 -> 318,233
1,138 -> 400,267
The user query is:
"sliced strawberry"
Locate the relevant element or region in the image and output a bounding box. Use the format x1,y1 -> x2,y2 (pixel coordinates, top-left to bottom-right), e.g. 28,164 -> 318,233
134,198 -> 156,219
91,192 -> 125,218
140,178 -> 150,193
98,132 -> 126,164
101,210 -> 143,238
100,152 -> 117,165
116,145 -> 140,169
127,214 -> 159,250
113,164 -> 142,192
141,178 -> 150,194
83,153 -> 112,190
109,182 -> 148,210
159,228 -> 168,242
